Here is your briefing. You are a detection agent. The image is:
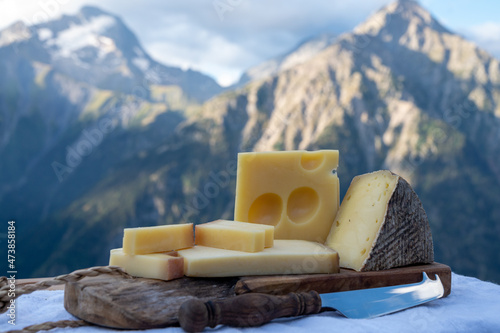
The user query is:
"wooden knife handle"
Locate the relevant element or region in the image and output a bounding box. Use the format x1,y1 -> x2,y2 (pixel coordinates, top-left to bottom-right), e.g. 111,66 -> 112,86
178,291 -> 322,332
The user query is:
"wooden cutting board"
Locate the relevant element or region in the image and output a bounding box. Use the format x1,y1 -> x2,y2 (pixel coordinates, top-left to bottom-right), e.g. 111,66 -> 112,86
64,262 -> 451,329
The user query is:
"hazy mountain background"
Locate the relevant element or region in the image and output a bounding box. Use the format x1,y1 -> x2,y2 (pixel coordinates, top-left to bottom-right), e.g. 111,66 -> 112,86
1,0 -> 499,283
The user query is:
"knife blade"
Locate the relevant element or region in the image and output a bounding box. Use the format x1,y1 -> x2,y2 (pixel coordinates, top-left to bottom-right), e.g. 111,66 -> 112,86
320,272 -> 444,318
178,272 -> 444,332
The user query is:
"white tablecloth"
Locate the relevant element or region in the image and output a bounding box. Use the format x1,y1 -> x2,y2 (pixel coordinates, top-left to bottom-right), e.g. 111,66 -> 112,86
2,273 -> 500,333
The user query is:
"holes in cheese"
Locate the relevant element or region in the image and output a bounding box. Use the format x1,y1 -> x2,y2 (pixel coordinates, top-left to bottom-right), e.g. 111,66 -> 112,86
195,220 -> 273,252
287,187 -> 320,224
234,150 -> 339,242
325,170 -> 434,271
109,249 -> 184,281
300,151 -> 324,170
248,193 -> 283,226
177,240 -> 339,277
123,223 -> 194,255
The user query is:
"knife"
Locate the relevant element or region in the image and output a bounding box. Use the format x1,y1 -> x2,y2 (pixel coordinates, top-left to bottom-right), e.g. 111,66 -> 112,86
178,272 -> 444,332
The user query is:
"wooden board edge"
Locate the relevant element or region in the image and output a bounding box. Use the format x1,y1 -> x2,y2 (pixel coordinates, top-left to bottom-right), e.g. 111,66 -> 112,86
64,276 -> 179,329
236,262 -> 451,297
63,275 -> 238,330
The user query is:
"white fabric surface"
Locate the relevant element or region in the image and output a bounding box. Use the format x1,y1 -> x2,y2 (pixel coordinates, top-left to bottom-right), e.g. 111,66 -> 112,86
2,273 -> 500,333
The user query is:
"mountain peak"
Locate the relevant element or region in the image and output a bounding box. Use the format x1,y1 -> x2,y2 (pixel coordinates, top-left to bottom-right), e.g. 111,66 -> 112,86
0,21 -> 32,47
1,5 -> 221,101
79,5 -> 114,19
237,32 -> 337,86
397,0 -> 419,4
354,0 -> 448,37
392,0 -> 424,11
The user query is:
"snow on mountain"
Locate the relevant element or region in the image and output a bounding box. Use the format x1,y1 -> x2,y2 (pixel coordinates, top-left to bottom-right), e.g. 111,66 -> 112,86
28,7 -> 161,91
0,21 -> 32,47
0,6 -> 221,102
45,15 -> 117,59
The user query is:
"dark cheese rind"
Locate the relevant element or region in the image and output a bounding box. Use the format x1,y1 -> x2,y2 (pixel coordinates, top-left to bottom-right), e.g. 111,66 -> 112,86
362,175 -> 434,271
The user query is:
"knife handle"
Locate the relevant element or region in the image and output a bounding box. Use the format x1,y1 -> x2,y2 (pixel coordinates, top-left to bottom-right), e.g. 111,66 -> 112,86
178,291 -> 322,332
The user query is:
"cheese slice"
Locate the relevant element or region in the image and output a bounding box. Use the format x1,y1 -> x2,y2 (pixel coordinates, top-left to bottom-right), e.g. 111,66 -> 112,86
234,150 -> 339,242
109,248 -> 184,281
195,220 -> 273,252
177,239 -> 339,277
123,223 -> 193,255
211,220 -> 274,248
325,170 -> 434,271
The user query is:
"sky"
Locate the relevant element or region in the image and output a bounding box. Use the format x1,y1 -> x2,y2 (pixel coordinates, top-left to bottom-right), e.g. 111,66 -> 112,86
1,0 -> 500,86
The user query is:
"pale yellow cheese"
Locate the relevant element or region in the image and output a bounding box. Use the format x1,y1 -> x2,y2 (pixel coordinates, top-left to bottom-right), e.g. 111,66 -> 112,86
177,240 -> 339,277
195,220 -> 273,252
234,150 -> 339,242
123,223 -> 193,255
325,171 -> 398,270
325,170 -> 434,272
109,248 -> 184,281
210,219 -> 274,248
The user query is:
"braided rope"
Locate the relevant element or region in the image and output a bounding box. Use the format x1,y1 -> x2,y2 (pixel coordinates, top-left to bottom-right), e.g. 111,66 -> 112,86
5,319 -> 90,333
0,266 -> 130,314
0,266 -> 131,332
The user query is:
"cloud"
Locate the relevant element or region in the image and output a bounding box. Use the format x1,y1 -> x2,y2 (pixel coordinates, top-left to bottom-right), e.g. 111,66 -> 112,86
1,0 -> 391,86
2,0 -> 499,85
147,27 -> 259,86
0,0 -> 82,26
467,22 -> 500,43
463,22 -> 500,58
114,0 -> 390,85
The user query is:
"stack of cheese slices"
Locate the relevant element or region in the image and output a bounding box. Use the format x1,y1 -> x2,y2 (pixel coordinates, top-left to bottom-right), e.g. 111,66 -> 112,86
110,220 -> 339,279
110,150 -> 434,280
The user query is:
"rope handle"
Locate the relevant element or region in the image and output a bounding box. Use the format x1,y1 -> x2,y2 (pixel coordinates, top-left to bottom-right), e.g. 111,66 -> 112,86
5,319 -> 89,333
0,266 -> 131,332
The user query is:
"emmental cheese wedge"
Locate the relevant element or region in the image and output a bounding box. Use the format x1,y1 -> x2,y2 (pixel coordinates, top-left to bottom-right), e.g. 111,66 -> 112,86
109,248 -> 184,281
234,150 -> 339,243
325,170 -> 434,271
177,240 -> 339,277
195,220 -> 273,252
123,223 -> 193,255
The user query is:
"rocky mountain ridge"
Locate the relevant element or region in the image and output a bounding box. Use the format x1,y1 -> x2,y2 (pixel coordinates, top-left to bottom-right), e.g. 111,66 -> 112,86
0,6 -> 221,101
236,32 -> 337,87
194,0 -> 500,281
1,0 -> 499,283
0,5 -> 222,206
